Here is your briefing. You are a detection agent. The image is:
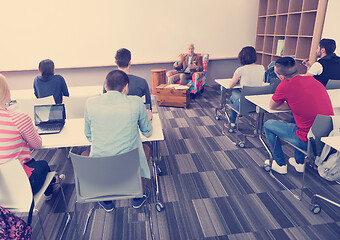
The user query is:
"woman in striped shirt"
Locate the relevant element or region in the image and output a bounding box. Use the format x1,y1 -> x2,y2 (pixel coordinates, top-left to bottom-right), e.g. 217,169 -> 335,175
0,74 -> 57,199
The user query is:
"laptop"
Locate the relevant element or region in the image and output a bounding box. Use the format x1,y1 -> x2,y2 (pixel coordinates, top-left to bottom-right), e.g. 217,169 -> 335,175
34,104 -> 66,135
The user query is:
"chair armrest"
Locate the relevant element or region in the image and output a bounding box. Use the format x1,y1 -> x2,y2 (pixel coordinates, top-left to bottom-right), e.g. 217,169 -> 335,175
192,72 -> 205,80
166,70 -> 179,78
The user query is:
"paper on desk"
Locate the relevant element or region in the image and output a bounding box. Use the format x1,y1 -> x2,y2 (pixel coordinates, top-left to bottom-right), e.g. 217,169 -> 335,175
165,84 -> 189,90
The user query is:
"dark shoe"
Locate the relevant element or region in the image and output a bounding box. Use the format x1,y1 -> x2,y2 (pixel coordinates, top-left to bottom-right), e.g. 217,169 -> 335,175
44,174 -> 66,200
98,201 -> 114,212
132,189 -> 149,209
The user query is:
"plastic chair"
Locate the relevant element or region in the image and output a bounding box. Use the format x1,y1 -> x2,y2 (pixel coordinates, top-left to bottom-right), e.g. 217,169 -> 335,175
264,115 -> 339,212
0,159 -> 70,240
325,79 -> 340,90
223,85 -> 274,148
69,148 -> 143,239
166,53 -> 209,94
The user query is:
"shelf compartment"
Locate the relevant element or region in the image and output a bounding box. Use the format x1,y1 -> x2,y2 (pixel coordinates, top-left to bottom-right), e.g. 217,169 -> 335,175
286,13 -> 301,35
302,0 -> 319,11
296,37 -> 312,59
262,54 -> 272,69
288,0 -> 303,12
255,36 -> 265,52
265,16 -> 276,35
257,17 -> 266,34
267,0 -> 278,15
275,15 -> 287,35
296,59 -> 307,74
283,37 -> 297,56
273,37 -> 285,56
256,53 -> 263,65
258,0 -> 268,16
263,36 -> 274,54
277,0 -> 289,14
299,12 -> 316,36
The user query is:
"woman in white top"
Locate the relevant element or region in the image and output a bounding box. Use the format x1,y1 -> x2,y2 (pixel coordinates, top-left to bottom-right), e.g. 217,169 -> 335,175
228,46 -> 265,125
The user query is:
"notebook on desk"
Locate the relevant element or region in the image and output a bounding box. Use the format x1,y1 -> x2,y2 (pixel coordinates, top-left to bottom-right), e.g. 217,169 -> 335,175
34,104 -> 66,135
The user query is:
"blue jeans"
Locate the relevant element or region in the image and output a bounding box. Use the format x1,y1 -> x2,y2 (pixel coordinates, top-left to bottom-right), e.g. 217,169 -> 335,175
263,119 -> 307,166
230,89 -> 241,123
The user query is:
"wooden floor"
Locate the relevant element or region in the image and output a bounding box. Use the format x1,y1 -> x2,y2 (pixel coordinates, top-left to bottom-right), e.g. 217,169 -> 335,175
29,85 -> 340,240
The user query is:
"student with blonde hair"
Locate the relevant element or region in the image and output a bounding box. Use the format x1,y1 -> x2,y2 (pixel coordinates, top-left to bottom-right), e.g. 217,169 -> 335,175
0,74 -> 63,199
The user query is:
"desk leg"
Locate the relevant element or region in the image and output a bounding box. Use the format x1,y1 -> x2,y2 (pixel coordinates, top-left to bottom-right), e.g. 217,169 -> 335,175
257,111 -> 273,159
215,86 -> 227,120
151,141 -> 164,212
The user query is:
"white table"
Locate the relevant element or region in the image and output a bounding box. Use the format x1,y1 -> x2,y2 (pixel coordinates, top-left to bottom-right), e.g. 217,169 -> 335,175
321,136 -> 340,151
215,78 -> 241,89
41,114 -> 164,149
11,85 -> 103,100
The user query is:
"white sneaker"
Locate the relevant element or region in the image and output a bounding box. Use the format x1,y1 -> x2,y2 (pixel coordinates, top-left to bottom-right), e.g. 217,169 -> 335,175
289,158 -> 305,173
271,160 -> 287,174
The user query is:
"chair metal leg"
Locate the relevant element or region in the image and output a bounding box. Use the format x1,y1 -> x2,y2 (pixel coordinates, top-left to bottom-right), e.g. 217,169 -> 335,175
58,181 -> 71,240
74,202 -> 80,240
36,210 -> 47,240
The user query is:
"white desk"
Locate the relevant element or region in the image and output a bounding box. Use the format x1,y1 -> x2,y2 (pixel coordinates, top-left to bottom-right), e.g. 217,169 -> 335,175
11,85 -> 103,100
41,114 -> 164,149
215,78 -> 241,89
245,89 -> 340,114
321,136 -> 340,151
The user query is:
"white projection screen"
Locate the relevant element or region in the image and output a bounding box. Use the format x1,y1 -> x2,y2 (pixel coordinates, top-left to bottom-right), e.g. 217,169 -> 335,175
0,0 -> 257,71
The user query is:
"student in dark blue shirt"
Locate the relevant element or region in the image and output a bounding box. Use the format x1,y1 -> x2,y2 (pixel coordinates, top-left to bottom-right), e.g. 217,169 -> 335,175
33,59 -> 69,104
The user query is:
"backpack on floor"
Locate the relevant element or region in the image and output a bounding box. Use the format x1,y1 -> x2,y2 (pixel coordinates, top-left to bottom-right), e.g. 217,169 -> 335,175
0,204 -> 33,240
315,128 -> 340,181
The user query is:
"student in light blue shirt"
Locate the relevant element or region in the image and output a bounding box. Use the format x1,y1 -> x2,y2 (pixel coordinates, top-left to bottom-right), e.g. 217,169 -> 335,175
84,70 -> 153,211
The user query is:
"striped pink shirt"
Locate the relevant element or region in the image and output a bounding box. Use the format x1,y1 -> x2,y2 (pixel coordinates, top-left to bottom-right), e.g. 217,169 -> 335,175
0,108 -> 42,177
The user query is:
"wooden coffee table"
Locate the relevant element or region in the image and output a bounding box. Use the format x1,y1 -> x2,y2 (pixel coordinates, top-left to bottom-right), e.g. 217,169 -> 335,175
155,84 -> 190,108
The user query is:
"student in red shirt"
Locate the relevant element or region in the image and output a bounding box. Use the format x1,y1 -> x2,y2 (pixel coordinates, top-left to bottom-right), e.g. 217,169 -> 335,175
263,57 -> 334,174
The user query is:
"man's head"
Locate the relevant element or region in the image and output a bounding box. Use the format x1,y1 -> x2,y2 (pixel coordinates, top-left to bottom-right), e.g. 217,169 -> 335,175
105,70 -> 129,93
115,48 -> 131,68
317,38 -> 336,57
187,44 -> 195,56
39,59 -> 55,77
238,46 -> 257,65
274,57 -> 298,80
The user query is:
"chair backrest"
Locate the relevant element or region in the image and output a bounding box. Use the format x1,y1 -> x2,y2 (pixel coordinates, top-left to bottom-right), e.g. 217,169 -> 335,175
15,96 -> 55,119
239,85 -> 274,115
178,53 -> 209,73
326,79 -> 340,90
0,160 -> 33,212
69,148 -> 143,203
307,115 -> 334,158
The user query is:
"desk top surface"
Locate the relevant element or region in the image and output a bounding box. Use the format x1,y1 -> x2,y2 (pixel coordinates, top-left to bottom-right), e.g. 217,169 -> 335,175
321,136 -> 340,151
245,89 -> 340,113
215,79 -> 241,89
41,114 -> 164,149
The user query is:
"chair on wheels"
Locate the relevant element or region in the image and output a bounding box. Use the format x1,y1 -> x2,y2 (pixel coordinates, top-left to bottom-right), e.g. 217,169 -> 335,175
69,148 -> 144,239
0,159 -> 70,240
223,84 -> 274,148
166,53 -> 209,95
325,79 -> 340,89
264,114 -> 340,213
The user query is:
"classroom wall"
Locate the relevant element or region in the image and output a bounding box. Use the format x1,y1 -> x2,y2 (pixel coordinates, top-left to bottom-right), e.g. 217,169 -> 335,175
3,59 -> 241,92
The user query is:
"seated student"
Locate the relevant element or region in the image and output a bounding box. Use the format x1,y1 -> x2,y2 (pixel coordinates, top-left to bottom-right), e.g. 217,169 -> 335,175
168,43 -> 203,85
103,48 -> 152,110
33,59 -> 69,104
85,70 -> 153,212
303,38 -> 340,86
264,57 -> 334,174
0,74 -> 63,200
227,46 -> 265,127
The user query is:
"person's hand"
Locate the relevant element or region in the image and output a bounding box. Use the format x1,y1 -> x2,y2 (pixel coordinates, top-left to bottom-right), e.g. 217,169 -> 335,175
173,61 -> 178,67
189,62 -> 198,70
147,110 -> 153,121
302,59 -> 311,68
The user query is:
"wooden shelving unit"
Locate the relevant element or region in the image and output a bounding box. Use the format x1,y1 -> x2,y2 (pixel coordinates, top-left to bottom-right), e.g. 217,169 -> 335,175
255,0 -> 328,73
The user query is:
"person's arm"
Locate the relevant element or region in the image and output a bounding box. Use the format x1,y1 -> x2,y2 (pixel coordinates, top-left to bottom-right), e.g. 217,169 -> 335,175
84,103 -> 92,142
61,77 -> 69,97
175,55 -> 185,70
138,100 -> 152,138
269,98 -> 290,110
302,59 -> 312,69
228,72 -> 240,88
306,62 -> 323,76
14,113 -> 42,149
